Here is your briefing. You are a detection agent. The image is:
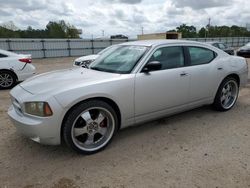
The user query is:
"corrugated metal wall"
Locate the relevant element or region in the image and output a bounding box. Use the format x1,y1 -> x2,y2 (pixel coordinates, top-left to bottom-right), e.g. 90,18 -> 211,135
0,39 -> 131,58
0,37 -> 250,58
185,37 -> 250,47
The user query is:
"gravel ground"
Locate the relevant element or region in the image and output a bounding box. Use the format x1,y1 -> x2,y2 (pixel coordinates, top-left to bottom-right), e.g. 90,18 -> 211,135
0,57 -> 250,188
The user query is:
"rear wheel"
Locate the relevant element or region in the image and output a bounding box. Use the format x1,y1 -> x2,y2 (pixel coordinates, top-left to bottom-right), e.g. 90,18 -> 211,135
0,70 -> 17,89
213,77 -> 239,111
63,100 -> 118,154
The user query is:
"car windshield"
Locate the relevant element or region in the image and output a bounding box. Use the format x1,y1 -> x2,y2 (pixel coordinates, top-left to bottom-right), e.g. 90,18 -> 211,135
90,45 -> 149,74
246,43 -> 250,47
97,46 -> 115,55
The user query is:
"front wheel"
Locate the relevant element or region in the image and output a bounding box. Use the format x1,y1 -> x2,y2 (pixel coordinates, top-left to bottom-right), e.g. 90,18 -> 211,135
63,100 -> 118,154
213,77 -> 239,111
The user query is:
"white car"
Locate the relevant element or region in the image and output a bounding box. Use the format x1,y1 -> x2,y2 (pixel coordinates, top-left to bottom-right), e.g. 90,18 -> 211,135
8,40 -> 248,154
0,49 -> 36,89
73,46 -> 115,67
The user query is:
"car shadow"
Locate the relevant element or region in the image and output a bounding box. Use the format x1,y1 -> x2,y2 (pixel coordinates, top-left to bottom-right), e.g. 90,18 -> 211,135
4,105 -> 218,158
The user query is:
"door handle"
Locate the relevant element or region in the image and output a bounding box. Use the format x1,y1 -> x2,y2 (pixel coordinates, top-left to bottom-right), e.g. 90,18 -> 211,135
217,67 -> 223,70
180,72 -> 188,77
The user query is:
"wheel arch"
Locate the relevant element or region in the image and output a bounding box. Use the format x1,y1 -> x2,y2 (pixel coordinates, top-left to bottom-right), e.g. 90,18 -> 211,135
60,97 -> 122,142
213,73 -> 240,111
213,73 -> 240,102
0,69 -> 18,81
224,73 -> 240,86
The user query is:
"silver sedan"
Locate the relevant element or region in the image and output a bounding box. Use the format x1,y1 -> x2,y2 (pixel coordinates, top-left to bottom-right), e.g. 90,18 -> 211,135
8,40 -> 248,154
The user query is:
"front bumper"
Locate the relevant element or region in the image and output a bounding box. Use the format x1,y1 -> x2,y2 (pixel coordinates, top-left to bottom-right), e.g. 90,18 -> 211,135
237,51 -> 250,58
8,105 -> 61,145
7,86 -> 63,145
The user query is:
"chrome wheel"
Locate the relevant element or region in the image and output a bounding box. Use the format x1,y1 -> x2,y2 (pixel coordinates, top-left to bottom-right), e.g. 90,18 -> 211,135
71,107 -> 115,152
0,72 -> 14,88
220,80 -> 238,109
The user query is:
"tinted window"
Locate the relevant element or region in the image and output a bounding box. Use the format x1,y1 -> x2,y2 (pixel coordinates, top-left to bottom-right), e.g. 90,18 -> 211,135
188,47 -> 215,66
148,46 -> 184,70
0,53 -> 8,58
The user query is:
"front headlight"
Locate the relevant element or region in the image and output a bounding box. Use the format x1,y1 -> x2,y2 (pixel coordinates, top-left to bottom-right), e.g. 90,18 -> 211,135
24,102 -> 53,117
81,60 -> 94,67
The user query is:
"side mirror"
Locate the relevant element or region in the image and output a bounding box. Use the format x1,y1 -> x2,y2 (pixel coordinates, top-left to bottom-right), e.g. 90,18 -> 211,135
142,61 -> 162,73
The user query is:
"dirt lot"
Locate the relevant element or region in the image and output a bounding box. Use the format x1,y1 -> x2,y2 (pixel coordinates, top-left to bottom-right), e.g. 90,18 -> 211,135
0,57 -> 250,188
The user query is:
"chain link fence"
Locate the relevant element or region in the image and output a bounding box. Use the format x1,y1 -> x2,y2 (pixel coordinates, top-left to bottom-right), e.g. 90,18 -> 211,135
0,37 -> 250,58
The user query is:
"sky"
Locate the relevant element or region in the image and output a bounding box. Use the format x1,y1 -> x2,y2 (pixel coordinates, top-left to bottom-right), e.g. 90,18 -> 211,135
0,0 -> 250,38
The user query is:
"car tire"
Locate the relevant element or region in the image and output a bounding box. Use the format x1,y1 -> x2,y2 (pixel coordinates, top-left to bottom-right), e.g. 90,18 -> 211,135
213,77 -> 239,111
0,70 -> 17,89
63,100 -> 119,154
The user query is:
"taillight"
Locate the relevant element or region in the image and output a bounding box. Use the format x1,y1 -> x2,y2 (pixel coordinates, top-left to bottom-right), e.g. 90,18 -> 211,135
19,58 -> 32,63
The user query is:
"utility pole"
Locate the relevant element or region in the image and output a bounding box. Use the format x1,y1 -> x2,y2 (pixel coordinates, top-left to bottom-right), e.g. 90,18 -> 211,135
207,18 -> 211,38
102,30 -> 104,37
141,26 -> 144,35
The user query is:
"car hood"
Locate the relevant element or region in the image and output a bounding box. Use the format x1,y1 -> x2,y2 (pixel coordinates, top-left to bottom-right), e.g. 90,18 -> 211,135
75,55 -> 99,62
239,46 -> 250,51
19,68 -> 120,94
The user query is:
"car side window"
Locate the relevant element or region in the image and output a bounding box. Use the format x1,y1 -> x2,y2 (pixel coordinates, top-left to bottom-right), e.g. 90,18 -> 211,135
0,53 -> 8,58
188,47 -> 215,66
148,46 -> 184,70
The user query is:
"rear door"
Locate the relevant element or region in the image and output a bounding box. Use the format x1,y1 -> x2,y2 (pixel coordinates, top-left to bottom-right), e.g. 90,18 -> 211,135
0,53 -> 11,69
0,51 -> 24,71
184,46 -> 219,103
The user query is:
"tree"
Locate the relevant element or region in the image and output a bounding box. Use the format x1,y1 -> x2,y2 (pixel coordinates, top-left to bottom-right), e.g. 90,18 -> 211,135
66,24 -> 80,38
176,24 -> 197,38
0,26 -> 20,38
45,20 -> 80,38
1,21 -> 19,31
0,20 -> 80,38
46,20 -> 67,38
198,27 -> 206,38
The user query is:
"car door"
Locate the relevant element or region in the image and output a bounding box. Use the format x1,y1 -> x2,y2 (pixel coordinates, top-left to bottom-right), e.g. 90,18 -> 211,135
184,46 -> 218,103
0,53 -> 10,69
0,52 -> 24,71
134,46 -> 190,121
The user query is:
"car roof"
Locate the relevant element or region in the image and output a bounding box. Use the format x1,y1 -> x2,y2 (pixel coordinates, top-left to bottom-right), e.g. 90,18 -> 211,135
0,49 -> 18,56
206,41 -> 225,44
120,39 -> 212,47
206,41 -> 217,44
